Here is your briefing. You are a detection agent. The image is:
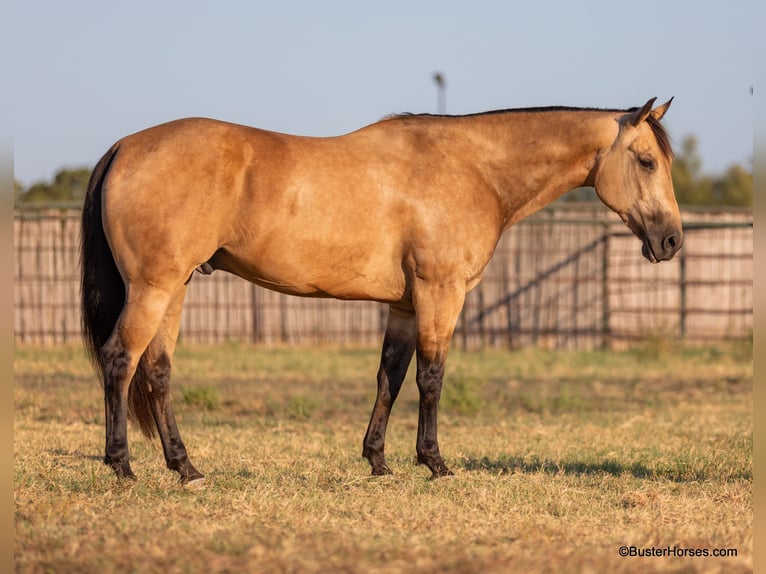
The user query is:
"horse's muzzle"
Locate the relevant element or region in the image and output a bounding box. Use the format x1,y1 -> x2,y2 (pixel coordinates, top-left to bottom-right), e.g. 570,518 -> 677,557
641,230 -> 683,263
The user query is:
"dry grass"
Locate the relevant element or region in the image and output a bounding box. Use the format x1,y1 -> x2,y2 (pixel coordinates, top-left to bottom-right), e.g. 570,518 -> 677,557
14,342 -> 752,573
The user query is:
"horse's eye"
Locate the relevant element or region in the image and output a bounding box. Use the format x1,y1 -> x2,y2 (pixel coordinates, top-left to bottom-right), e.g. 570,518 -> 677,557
639,157 -> 656,171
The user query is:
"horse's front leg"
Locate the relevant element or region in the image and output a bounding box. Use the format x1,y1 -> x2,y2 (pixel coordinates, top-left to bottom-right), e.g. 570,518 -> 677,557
413,280 -> 465,479
363,306 -> 416,475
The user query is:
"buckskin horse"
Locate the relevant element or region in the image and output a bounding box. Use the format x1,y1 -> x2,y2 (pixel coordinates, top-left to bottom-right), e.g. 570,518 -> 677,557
81,97 -> 682,485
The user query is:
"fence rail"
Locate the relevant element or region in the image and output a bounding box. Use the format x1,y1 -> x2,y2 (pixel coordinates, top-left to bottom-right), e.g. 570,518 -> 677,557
14,205 -> 752,349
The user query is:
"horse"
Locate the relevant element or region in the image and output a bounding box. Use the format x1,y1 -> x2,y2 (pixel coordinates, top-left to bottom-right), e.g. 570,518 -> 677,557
81,97 -> 682,485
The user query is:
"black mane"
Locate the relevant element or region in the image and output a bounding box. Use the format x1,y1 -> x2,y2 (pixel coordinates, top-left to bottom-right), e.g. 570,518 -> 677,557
392,105 -> 631,119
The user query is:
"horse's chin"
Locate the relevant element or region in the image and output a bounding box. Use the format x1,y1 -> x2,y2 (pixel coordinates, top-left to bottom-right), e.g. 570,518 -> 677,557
641,240 -> 659,263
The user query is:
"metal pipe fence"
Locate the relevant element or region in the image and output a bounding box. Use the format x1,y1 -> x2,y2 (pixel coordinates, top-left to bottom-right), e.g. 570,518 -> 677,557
14,204 -> 752,349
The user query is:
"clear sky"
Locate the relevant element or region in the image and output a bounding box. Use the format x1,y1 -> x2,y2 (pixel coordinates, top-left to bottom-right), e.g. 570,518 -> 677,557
13,0 -> 756,186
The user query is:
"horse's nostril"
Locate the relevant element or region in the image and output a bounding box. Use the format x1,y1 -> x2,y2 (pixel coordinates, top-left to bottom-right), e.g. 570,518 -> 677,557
663,234 -> 678,251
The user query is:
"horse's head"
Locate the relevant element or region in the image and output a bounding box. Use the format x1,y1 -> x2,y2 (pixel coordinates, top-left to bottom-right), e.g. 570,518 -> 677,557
594,97 -> 682,262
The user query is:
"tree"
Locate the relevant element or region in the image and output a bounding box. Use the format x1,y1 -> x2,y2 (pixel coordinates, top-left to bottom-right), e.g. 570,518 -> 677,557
671,135 -> 752,207
15,167 -> 91,205
14,180 -> 25,203
671,136 -> 706,204
712,163 -> 752,207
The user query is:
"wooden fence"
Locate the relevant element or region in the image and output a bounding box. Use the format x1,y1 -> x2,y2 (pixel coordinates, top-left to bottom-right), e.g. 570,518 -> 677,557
14,205 -> 752,349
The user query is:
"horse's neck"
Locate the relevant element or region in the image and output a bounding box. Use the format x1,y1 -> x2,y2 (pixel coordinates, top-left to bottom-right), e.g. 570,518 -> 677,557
468,112 -> 618,228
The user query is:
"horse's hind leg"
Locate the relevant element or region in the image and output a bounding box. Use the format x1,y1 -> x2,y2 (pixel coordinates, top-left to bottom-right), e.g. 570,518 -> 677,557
144,285 -> 205,486
102,284 -> 175,480
362,306 -> 416,475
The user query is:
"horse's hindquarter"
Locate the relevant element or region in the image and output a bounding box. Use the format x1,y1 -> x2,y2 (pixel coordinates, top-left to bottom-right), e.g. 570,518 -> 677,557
103,118 -> 503,303
102,119 -> 246,288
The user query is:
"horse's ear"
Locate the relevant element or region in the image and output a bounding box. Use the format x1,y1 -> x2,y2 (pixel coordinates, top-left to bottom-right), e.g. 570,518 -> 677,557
651,97 -> 673,121
625,97 -> 657,126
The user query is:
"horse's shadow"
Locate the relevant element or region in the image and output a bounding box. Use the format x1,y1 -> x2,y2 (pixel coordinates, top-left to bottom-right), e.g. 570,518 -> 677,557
47,449 -> 749,484
455,455 -> 746,483
48,448 -> 102,462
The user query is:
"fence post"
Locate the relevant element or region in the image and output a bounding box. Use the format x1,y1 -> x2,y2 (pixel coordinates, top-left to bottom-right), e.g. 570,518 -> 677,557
250,284 -> 261,344
458,307 -> 468,350
679,247 -> 687,338
476,285 -> 485,346
601,228 -> 611,349
279,294 -> 290,343
502,255 -> 513,350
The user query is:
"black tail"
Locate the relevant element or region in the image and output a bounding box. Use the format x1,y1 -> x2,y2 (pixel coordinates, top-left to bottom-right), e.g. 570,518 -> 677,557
80,143 -> 156,439
81,144 -> 122,371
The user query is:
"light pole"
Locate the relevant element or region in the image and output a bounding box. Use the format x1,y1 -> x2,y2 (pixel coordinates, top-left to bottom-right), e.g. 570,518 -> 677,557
432,72 -> 446,114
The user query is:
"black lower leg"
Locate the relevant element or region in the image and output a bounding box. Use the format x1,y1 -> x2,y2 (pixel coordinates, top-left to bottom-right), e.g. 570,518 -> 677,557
416,353 -> 453,478
162,406 -> 204,484
363,322 -> 415,475
147,353 -> 204,484
102,342 -> 137,480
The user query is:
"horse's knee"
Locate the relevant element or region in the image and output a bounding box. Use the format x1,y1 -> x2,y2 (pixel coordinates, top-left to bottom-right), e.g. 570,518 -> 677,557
416,358 -> 446,407
148,352 -> 172,395
101,338 -> 132,390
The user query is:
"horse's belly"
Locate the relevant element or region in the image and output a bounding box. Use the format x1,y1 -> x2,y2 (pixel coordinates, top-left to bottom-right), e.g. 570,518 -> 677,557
209,248 -> 407,303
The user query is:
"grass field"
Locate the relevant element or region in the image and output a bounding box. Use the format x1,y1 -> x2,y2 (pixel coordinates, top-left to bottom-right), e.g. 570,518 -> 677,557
14,341 -> 752,573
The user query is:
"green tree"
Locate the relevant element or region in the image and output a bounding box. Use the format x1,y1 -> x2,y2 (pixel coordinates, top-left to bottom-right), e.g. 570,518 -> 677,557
14,180 -> 25,203
671,135 -> 751,207
711,163 -> 752,207
670,135 -> 718,205
15,167 -> 91,205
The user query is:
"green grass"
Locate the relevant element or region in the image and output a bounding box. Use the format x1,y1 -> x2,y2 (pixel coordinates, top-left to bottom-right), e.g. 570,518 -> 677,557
14,342 -> 752,573
181,386 -> 221,411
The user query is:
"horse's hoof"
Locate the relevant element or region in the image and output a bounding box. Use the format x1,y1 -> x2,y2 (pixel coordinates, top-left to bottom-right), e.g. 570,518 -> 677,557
106,458 -> 137,481
429,468 -> 455,480
183,476 -> 207,489
371,465 -> 393,476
